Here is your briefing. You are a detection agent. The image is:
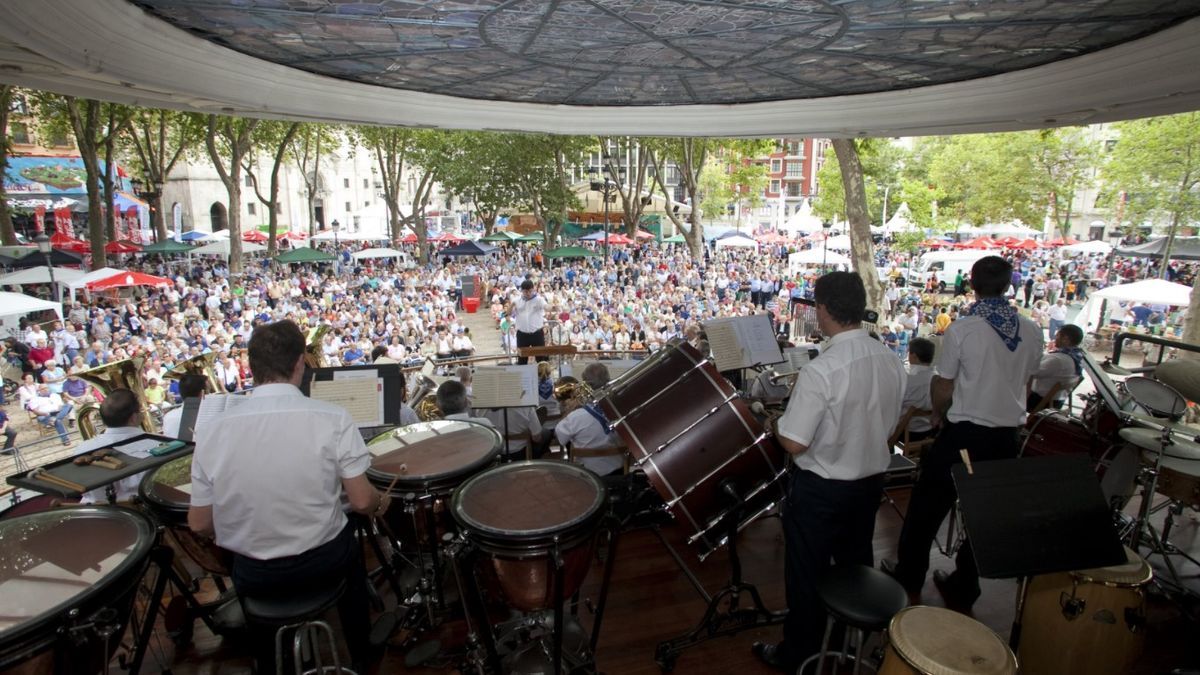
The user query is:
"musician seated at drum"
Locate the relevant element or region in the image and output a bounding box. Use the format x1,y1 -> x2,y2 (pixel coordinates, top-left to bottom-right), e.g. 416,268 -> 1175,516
436,380 -> 493,427
74,388 -> 155,504
1027,324 -> 1085,413
901,337 -> 937,442
554,363 -> 624,477
187,320 -> 390,675
161,373 -> 208,438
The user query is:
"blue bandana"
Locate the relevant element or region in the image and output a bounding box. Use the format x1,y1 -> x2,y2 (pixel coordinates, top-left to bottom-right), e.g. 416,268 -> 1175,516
1054,346 -> 1084,376
538,378 -> 554,401
967,297 -> 1021,352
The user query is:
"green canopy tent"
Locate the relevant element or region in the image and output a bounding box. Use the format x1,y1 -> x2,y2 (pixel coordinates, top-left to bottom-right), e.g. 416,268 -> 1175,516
275,247 -> 336,264
544,246 -> 599,258
662,234 -> 687,244
478,231 -> 522,243
517,232 -> 544,242
140,239 -> 195,254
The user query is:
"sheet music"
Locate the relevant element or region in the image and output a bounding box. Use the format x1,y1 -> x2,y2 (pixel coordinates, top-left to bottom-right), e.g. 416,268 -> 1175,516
194,394 -> 250,436
310,377 -> 385,427
112,438 -> 162,458
776,347 -> 813,374
473,365 -> 537,408
703,315 -> 784,371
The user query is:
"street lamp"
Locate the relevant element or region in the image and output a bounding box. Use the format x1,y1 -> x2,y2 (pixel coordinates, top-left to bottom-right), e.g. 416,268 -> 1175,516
130,177 -> 165,242
821,219 -> 833,272
331,219 -> 340,247
588,165 -> 624,261
34,233 -> 57,304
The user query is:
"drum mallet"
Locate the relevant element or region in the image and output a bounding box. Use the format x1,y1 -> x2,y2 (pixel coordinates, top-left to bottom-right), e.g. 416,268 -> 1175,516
30,468 -> 86,493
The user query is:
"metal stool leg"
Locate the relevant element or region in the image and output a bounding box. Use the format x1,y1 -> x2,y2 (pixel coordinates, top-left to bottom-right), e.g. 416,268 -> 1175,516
798,615 -> 836,674
276,619 -> 356,675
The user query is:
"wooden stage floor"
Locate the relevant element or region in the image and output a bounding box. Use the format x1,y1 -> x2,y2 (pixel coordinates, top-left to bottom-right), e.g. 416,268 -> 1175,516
146,487 -> 1198,674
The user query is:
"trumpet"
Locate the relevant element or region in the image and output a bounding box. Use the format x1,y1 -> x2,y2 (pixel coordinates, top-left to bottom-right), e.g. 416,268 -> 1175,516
768,370 -> 800,386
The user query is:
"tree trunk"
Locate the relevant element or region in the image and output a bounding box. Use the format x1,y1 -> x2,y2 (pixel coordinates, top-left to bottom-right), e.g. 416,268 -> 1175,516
1183,273 -> 1200,359
1159,214 -> 1179,280
0,86 -> 17,245
832,138 -> 884,313
152,195 -> 167,242
66,99 -> 108,267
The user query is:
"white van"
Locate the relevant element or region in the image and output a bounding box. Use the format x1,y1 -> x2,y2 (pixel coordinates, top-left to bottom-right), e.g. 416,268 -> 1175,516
907,250 -> 993,291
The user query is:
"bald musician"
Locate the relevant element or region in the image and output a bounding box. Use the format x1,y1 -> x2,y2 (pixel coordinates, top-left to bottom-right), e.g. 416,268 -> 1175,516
73,389 -> 153,504
885,256 -> 1043,609
188,320 -> 389,673
753,272 -> 905,671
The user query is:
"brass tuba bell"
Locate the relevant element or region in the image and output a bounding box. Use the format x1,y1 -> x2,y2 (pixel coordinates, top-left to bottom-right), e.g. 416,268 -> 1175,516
305,325 -> 329,368
553,378 -> 594,415
75,358 -> 160,440
163,351 -> 223,395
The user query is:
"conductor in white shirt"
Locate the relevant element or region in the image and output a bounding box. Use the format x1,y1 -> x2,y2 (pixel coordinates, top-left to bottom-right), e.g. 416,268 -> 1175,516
510,279 -> 547,365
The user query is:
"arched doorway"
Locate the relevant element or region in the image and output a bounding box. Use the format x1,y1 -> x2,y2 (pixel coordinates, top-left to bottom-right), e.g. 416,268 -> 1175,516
210,202 -> 228,231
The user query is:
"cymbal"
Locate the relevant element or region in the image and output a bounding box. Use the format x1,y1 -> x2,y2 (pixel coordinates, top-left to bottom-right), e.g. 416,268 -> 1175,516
1122,411 -> 1197,434
1119,427 -> 1200,460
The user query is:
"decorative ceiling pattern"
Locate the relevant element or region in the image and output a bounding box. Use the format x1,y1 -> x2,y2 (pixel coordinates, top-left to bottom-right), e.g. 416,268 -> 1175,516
130,0 -> 1200,106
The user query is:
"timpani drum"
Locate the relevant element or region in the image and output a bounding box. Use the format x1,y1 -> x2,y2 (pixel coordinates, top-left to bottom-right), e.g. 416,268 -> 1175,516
1017,546 -> 1152,675
0,506 -> 156,675
596,341 -> 789,557
138,454 -> 233,576
879,606 -> 1017,675
367,420 -> 502,545
451,461 -> 607,613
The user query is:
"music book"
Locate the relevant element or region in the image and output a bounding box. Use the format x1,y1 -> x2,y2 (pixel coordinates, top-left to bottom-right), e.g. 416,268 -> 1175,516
473,365 -> 537,408
702,315 -> 784,372
774,347 -> 816,374
193,393 -> 251,437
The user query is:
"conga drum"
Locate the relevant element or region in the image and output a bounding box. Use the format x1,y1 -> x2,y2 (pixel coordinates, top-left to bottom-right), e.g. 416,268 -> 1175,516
451,461 -> 607,613
139,453 -> 233,576
596,340 -> 789,557
367,420 -> 502,546
0,506 -> 156,674
1018,546 -> 1152,675
879,606 -> 1017,675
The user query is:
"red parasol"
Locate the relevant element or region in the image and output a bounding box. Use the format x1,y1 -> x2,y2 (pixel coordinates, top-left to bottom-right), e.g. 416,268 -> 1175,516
634,229 -> 656,240
1010,238 -> 1042,250
398,233 -> 418,244
958,236 -> 998,249
104,240 -> 142,254
86,271 -> 172,291
1043,236 -> 1080,247
242,230 -> 268,243
277,231 -> 307,241
50,231 -> 89,253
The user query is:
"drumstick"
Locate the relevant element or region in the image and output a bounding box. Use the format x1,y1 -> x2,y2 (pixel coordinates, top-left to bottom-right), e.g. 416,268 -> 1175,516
959,449 -> 974,475
30,469 -> 85,493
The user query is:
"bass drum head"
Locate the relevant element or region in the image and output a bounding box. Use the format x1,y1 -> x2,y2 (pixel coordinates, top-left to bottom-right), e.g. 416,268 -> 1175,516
887,606 -> 1016,675
451,461 -> 606,549
138,454 -> 195,523
0,506 -> 156,671
368,420 -> 501,494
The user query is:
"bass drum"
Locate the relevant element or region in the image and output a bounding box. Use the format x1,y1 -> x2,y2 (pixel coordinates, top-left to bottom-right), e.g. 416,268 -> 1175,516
596,340 -> 789,558
0,506 -> 156,675
1022,410 -> 1112,462
1081,396 -> 1123,441
452,461 -> 607,613
139,454 -> 233,577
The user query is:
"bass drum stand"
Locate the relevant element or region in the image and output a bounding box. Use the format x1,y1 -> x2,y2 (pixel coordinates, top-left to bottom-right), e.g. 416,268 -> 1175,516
653,480 -> 786,673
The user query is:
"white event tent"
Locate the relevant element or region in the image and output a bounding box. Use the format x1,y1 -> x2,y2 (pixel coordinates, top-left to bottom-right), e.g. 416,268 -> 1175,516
1071,278 -> 1193,332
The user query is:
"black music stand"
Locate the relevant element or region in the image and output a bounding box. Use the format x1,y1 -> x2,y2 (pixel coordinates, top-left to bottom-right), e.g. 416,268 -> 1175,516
952,455 -> 1126,648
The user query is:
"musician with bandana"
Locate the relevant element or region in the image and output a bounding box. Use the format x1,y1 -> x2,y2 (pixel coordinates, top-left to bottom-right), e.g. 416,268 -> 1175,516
554,363 -> 623,476
1026,324 -> 1084,412
884,256 -> 1043,609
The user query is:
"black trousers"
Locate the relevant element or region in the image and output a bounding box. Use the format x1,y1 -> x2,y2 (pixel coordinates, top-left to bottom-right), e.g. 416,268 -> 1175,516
515,328 -> 546,365
233,520 -> 370,671
778,469 -> 885,667
893,421 -> 1018,594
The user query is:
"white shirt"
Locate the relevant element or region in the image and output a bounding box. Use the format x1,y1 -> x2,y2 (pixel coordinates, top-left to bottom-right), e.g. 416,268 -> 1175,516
778,329 -> 906,480
555,407 -> 623,476
902,364 -> 935,433
398,404 -> 420,427
444,411 -> 495,427
514,293 -> 547,333
938,314 -> 1044,427
191,383 -> 370,560
1048,304 -> 1068,322
1031,352 -> 1079,399
161,406 -> 183,438
476,405 -> 540,455
75,426 -> 149,504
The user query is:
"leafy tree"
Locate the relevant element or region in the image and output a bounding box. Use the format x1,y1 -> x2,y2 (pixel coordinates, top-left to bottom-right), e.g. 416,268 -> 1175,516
598,137 -> 654,237
205,114 -> 260,274
1101,113 -> 1200,344
435,131 -> 526,235
0,86 -> 17,245
814,139 -> 907,227
122,108 -> 206,241
697,159 -> 732,224
501,133 -> 591,245
831,139 -> 884,311
243,121 -> 301,255
33,94 -> 132,265
290,123 -> 340,238
1032,127 -> 1099,238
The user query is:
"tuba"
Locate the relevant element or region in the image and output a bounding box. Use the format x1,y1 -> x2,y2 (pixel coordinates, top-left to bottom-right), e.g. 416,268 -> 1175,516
304,325 -> 330,369
406,373 -> 442,421
553,379 -> 594,415
76,358 -> 159,440
163,352 -> 222,394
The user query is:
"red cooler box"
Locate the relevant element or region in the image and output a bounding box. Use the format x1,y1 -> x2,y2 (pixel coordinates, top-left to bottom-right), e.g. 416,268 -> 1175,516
462,297 -> 480,313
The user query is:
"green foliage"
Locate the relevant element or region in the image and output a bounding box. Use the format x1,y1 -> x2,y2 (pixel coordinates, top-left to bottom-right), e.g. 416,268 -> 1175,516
1103,112 -> 1200,230
697,159 -> 732,223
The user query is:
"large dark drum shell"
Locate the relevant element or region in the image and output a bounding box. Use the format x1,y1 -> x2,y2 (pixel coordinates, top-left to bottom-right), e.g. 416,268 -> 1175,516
452,461 -> 607,612
0,506 -> 155,675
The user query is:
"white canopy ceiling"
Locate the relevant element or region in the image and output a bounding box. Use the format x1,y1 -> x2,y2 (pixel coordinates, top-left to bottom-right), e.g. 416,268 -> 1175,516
351,247 -> 407,261
0,291 -> 62,320
192,240 -> 266,256
0,266 -> 86,287
789,249 -> 852,267
0,1 -> 1198,137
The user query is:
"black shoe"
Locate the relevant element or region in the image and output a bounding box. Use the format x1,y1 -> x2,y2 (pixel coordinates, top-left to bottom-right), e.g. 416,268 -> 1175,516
751,641 -> 790,672
932,570 -> 981,609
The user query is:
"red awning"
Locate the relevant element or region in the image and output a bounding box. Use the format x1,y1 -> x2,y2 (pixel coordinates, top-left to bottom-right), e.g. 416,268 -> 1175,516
87,271 -> 171,291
